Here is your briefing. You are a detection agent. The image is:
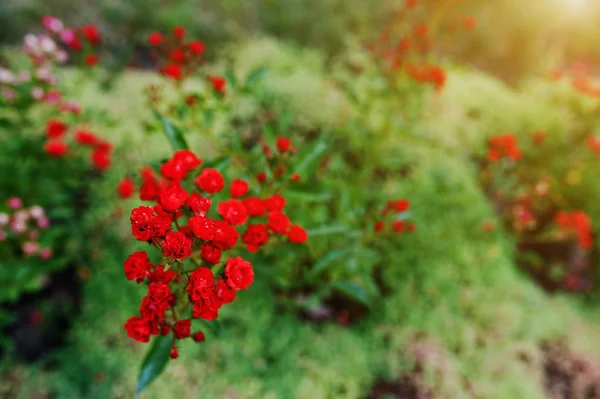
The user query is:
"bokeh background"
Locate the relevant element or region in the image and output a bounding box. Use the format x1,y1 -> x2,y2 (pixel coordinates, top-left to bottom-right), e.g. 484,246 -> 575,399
3,0 -> 600,398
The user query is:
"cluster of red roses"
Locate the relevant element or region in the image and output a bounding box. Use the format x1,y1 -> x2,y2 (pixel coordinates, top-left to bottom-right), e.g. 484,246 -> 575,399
374,199 -> 415,233
549,62 -> 600,99
122,147 -> 307,358
44,118 -> 112,171
256,137 -> 302,185
147,26 -> 225,93
487,133 -> 521,162
42,15 -> 102,67
555,210 -> 593,250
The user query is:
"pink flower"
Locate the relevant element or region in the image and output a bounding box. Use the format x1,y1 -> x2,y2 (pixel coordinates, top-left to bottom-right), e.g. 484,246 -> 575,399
37,217 -> 50,229
22,241 -> 39,256
42,16 -> 64,33
40,248 -> 53,260
7,197 -> 22,209
59,29 -> 76,45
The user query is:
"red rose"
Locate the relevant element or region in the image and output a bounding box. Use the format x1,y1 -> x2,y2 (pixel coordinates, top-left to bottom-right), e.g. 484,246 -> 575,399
124,316 -> 151,343
192,293 -> 221,320
291,173 -> 300,182
170,348 -> 179,359
242,197 -> 266,217
257,172 -> 267,183
173,150 -> 202,170
392,220 -> 404,232
160,159 -> 187,181
200,244 -> 222,264
131,206 -> 172,241
172,26 -> 186,38
225,256 -> 254,290
85,54 -> 99,67
91,149 -> 111,171
195,168 -> 224,193
407,223 -> 416,232
95,140 -> 113,152
44,140 -> 68,157
187,193 -> 211,216
173,319 -> 191,339
287,225 -> 308,243
264,194 -> 286,211
149,265 -> 177,284
74,130 -> 99,145
192,331 -> 206,342
159,182 -> 188,212
374,221 -> 384,232
276,137 -> 291,152
188,40 -> 205,54
140,180 -> 161,201
188,216 -> 215,241
123,251 -> 152,281
393,199 -> 410,213
215,279 -> 236,304
162,64 -> 183,80
170,48 -> 185,63
139,297 -> 169,321
229,179 -> 249,198
81,24 -> 101,45
267,211 -> 291,234
212,220 -> 239,250
210,76 -> 226,93
45,119 -> 68,138
162,231 -> 192,259
148,282 -> 171,304
148,32 -> 163,46
187,267 -> 215,302
117,177 -> 136,199
217,199 -> 248,226
242,224 -> 269,252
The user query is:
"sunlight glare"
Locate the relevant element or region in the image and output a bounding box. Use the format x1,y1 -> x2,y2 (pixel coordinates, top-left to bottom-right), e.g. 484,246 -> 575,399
554,0 -> 591,15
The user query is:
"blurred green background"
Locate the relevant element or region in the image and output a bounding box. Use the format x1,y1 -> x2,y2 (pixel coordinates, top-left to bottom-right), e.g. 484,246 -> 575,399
3,1 -> 600,398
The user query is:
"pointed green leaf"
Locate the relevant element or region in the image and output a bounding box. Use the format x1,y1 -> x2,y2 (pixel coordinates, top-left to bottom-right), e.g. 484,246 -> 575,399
306,224 -> 359,238
331,280 -> 372,308
293,139 -> 328,177
244,66 -> 268,88
308,249 -> 349,280
224,67 -> 238,90
153,111 -> 189,151
135,335 -> 172,396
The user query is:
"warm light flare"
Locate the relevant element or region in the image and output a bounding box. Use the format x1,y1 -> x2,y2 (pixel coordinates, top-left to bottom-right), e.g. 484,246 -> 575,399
554,0 -> 591,15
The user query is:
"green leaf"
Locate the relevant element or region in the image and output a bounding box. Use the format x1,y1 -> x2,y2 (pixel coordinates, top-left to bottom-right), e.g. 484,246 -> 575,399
306,224 -> 359,238
277,110 -> 294,134
331,280 -> 372,308
284,189 -> 332,202
244,66 -> 268,88
223,67 -> 238,90
308,249 -> 349,279
293,139 -> 328,177
153,111 -> 189,151
135,335 -> 172,396
203,156 -> 231,172
196,319 -> 221,337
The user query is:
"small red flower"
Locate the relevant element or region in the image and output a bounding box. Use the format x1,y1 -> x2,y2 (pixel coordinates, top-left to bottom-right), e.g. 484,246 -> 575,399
242,223 -> 269,252
170,347 -> 179,359
84,54 -> 99,67
123,251 -> 152,281
117,177 -> 136,199
392,220 -> 405,232
186,95 -> 197,106
187,267 -> 215,302
243,197 -> 266,217
140,180 -> 161,201
170,48 -> 185,63
172,26 -> 186,39
81,24 -> 101,45
187,193 -> 211,216
74,130 -> 99,145
192,331 -> 206,342
148,282 -> 172,304
264,194 -> 286,211
225,257 -> 254,290
188,216 -> 216,241
188,40 -> 205,55
46,119 -> 68,139
291,173 -> 300,182
287,225 -> 308,243
162,64 -> 183,80
162,231 -> 192,259
173,319 -> 191,339
200,243 -> 222,264
91,149 -> 111,171
210,76 -> 226,93
44,140 -> 68,157
148,32 -> 163,46
230,179 -> 249,198
159,182 -> 188,212
374,221 -> 385,232
124,316 -> 151,343
217,199 -> 248,226
257,172 -> 267,183
276,137 -> 291,153
267,211 -> 292,234
214,279 -> 236,304
393,200 -> 410,213
212,220 -> 239,250
195,168 -> 225,193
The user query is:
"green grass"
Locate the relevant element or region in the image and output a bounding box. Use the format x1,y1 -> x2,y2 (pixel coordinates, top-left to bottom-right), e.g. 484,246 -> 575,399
3,42 -> 600,398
